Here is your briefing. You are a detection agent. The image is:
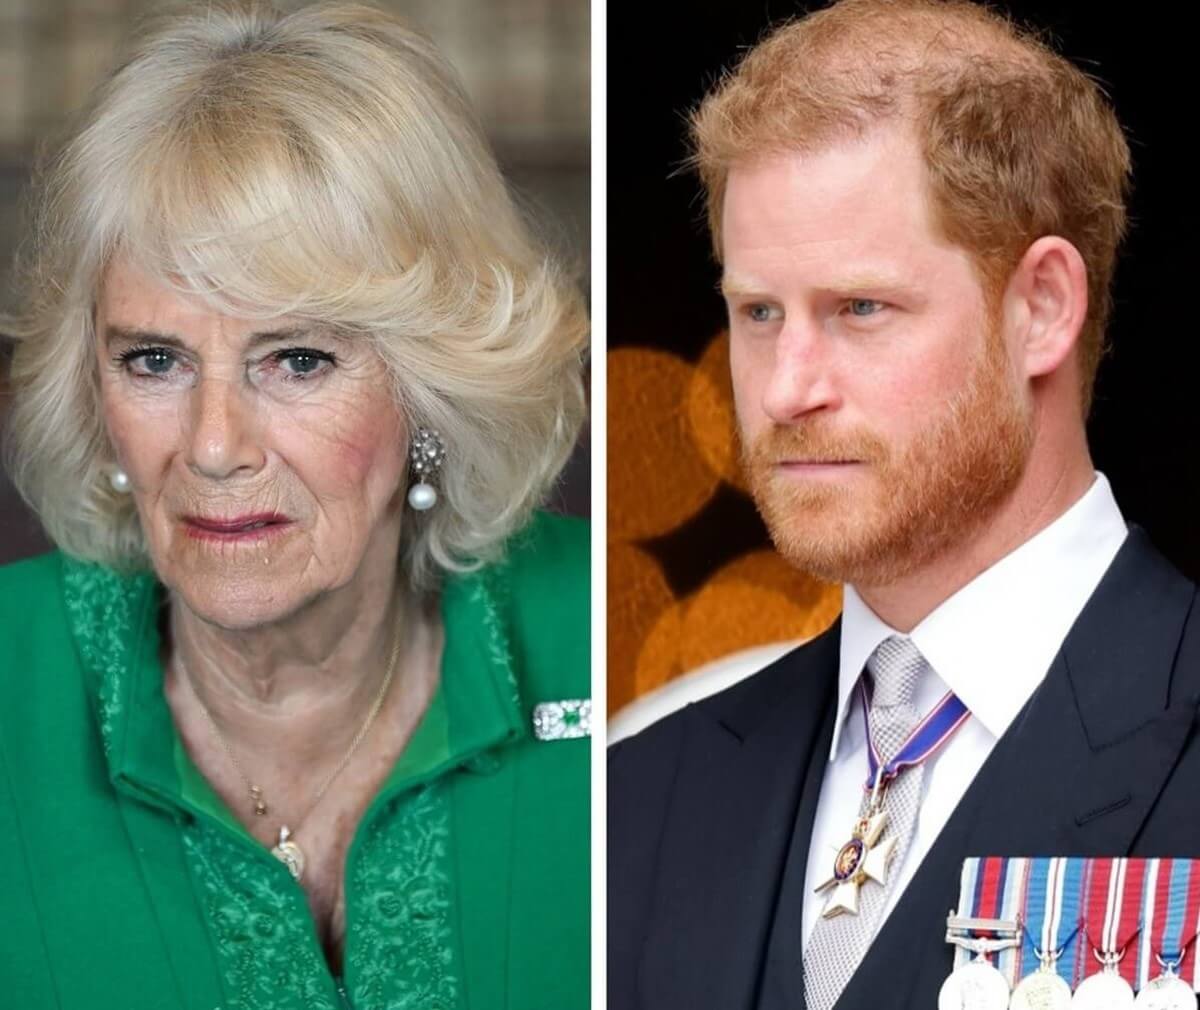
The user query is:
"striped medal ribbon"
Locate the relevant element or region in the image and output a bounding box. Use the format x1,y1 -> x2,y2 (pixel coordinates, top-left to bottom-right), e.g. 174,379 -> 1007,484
1073,857 -> 1145,1007
939,857 -> 1023,1010
1133,859 -> 1199,1009
860,681 -> 971,793
1010,857 -> 1084,1009
815,684 -> 970,918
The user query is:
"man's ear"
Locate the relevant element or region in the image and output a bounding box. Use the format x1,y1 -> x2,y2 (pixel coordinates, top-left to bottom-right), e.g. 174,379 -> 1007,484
1004,236 -> 1088,379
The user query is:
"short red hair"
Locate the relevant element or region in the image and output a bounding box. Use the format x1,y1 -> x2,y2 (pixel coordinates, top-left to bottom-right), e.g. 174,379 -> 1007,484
690,0 -> 1131,412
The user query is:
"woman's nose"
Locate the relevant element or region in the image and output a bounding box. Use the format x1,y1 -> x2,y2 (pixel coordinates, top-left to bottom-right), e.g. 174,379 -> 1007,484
185,376 -> 267,480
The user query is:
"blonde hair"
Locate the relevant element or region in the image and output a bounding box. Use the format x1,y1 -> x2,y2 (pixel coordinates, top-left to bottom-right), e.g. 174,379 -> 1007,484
690,0 -> 1130,412
2,1 -> 587,588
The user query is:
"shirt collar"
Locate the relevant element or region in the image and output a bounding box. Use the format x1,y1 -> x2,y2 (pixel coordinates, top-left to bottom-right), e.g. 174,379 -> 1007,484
831,472 -> 1128,760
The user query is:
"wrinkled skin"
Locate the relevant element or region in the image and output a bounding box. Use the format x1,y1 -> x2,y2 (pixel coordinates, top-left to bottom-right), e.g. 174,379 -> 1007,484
97,256 -> 409,632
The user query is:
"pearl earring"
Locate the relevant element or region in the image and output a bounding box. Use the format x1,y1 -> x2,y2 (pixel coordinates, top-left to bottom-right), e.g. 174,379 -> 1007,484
108,467 -> 131,493
407,428 -> 445,511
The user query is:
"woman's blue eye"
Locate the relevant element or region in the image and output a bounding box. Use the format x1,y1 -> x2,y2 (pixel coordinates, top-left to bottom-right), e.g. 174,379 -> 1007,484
848,299 -> 883,317
119,346 -> 177,376
283,352 -> 321,374
276,348 -> 336,378
748,304 -> 774,322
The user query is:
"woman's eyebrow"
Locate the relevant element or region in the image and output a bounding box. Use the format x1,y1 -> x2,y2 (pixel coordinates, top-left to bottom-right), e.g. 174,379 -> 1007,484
102,325 -> 318,349
244,328 -> 316,348
103,325 -> 186,349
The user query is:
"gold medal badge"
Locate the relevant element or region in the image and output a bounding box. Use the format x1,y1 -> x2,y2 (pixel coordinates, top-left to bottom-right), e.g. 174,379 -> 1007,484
814,809 -> 897,918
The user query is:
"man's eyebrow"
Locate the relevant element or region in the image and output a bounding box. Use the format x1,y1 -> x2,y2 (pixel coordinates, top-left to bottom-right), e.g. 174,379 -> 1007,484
718,272 -> 916,298
828,273 -> 913,296
719,274 -> 768,298
102,325 -> 324,349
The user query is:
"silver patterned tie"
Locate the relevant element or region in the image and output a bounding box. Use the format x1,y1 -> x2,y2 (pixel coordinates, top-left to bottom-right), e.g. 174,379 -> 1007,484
803,635 -> 929,1010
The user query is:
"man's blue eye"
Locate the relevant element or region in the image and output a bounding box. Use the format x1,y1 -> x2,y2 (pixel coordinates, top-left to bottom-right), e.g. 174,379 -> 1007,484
849,299 -> 883,317
749,304 -> 773,322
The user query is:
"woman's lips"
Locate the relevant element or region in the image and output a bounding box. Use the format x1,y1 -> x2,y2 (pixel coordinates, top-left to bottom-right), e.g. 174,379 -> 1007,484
182,513 -> 295,542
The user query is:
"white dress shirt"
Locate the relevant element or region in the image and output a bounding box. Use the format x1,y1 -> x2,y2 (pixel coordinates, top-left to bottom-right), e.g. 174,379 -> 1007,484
801,473 -> 1128,948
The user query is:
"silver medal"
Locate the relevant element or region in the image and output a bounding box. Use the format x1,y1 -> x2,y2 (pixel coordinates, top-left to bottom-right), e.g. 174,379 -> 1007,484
1010,968 -> 1073,1010
937,958 -> 1010,1010
1072,970 -> 1135,1009
1134,974 -> 1197,1010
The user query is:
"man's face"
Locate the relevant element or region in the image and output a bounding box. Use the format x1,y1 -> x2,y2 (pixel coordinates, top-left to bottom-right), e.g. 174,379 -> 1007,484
722,127 -> 1033,587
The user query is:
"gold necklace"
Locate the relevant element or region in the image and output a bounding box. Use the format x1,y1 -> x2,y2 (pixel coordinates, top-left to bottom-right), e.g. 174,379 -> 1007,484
177,631 -> 401,882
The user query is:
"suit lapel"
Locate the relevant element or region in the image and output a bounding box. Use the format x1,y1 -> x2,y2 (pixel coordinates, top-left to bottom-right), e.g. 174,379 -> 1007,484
758,715 -> 834,1010
836,529 -> 1198,1008
639,626 -> 839,1010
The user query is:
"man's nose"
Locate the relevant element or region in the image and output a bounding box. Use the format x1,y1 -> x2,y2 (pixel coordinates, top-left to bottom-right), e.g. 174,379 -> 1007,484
185,376 -> 266,480
760,320 -> 842,423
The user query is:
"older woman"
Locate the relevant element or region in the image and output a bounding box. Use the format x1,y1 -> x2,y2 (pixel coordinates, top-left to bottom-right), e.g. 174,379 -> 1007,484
0,3 -> 588,1008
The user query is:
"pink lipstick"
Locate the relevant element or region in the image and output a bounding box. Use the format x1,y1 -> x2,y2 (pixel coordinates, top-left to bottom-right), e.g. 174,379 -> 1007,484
182,513 -> 294,543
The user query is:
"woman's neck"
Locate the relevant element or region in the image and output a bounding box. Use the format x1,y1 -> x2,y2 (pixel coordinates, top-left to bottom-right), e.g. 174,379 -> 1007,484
161,557 -> 445,868
164,560 -> 426,775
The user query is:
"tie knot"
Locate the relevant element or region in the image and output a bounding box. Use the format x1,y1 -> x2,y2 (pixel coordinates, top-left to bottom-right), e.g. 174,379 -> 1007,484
865,635 -> 925,709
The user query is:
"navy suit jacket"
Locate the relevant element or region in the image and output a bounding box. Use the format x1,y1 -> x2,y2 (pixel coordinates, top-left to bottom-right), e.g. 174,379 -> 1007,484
608,529 -> 1200,1009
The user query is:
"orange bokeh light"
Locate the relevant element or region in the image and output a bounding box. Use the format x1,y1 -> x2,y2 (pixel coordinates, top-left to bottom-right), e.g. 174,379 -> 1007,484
608,348 -> 720,542
686,330 -> 748,491
608,541 -> 677,713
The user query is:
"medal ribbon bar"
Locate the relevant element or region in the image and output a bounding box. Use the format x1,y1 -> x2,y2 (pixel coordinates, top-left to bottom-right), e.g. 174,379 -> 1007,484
1137,857 -> 1200,993
941,858 -> 1019,1009
1154,859 -> 1194,974
952,857 -> 1030,981
1077,856 -> 1145,989
949,857 -> 1200,996
1022,857 -> 1085,977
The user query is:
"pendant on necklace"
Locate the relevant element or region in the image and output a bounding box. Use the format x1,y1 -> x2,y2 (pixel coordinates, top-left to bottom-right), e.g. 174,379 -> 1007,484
250,786 -> 268,817
814,809 -> 897,918
271,825 -> 306,881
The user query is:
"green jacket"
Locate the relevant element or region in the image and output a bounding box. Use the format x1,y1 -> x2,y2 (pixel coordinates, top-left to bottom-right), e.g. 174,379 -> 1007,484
0,511 -> 589,1010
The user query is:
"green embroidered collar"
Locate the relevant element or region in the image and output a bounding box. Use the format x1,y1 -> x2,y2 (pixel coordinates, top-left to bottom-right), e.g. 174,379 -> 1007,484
59,553 -> 527,1010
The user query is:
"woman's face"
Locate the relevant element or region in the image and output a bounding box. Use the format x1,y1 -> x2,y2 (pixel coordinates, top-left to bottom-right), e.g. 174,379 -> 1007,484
96,257 -> 409,630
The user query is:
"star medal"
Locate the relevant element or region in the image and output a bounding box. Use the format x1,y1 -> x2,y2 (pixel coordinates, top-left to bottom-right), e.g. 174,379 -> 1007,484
815,679 -> 970,919
815,808 -> 897,918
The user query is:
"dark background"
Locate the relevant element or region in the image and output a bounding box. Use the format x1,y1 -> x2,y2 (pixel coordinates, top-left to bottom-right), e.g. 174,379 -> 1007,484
609,0 -> 1198,594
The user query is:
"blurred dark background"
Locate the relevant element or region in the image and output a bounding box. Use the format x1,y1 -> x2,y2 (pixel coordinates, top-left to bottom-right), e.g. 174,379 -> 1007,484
0,0 -> 590,565
608,1 -> 1198,711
